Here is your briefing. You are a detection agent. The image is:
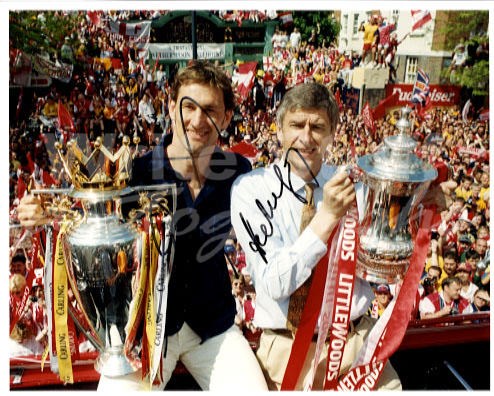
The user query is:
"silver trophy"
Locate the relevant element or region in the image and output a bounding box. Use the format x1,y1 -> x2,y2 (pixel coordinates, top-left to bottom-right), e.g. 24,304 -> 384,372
356,107 -> 437,284
37,136 -> 176,377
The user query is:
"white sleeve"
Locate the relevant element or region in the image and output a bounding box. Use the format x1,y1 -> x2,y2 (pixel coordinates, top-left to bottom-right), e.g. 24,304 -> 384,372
418,296 -> 435,315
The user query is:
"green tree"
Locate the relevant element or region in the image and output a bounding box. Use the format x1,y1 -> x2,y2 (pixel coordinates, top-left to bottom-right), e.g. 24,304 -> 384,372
291,11 -> 340,47
441,11 -> 489,97
10,11 -> 82,59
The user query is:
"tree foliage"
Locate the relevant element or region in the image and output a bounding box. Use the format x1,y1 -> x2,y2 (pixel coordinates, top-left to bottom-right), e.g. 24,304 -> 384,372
10,11 -> 82,57
292,11 -> 340,47
440,11 -> 489,97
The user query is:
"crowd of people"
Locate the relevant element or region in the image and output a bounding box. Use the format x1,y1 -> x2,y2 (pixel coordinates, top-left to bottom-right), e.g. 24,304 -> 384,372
9,10 -> 489,390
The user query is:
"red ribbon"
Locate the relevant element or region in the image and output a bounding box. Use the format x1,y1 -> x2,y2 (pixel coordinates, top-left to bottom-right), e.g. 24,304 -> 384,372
324,208 -> 359,389
336,207 -> 435,390
281,227 -> 338,390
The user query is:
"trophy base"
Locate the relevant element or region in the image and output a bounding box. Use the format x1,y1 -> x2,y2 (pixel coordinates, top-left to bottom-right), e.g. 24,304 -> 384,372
356,251 -> 409,284
95,346 -> 137,377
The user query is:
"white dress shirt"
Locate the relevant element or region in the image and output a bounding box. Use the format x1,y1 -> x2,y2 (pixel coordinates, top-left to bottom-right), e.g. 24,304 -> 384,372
231,159 -> 373,329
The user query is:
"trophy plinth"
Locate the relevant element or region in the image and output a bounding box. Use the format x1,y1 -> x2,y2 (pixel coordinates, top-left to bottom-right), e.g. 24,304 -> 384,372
356,106 -> 437,284
95,346 -> 136,377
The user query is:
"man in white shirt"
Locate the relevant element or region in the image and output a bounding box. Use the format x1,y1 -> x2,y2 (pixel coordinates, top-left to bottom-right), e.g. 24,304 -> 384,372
289,27 -> 302,50
231,83 -> 401,390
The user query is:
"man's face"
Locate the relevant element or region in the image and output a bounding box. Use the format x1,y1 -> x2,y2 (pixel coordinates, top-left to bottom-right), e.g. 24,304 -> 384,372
278,107 -> 333,180
444,281 -> 461,300
232,279 -> 244,296
456,268 -> 471,282
481,173 -> 489,188
475,239 -> 488,256
474,292 -> 489,309
169,83 -> 232,155
444,258 -> 457,276
10,260 -> 26,275
376,291 -> 392,307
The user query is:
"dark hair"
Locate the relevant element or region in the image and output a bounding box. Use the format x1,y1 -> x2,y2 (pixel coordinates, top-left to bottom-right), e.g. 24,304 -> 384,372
170,60 -> 235,112
442,276 -> 461,289
465,249 -> 480,261
443,251 -> 458,262
11,253 -> 27,265
276,82 -> 338,133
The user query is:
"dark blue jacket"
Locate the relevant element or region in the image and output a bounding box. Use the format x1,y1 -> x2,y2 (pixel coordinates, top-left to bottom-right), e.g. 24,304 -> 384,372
130,134 -> 251,341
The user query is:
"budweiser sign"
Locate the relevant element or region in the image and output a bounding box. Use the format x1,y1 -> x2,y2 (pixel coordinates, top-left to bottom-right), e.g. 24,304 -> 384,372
386,84 -> 461,107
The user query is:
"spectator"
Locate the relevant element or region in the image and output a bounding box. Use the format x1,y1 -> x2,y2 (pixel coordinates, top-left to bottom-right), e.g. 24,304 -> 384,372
289,27 -> 302,50
469,288 -> 490,312
232,274 -> 246,328
438,251 -> 459,289
455,262 -> 478,302
10,253 -> 27,277
419,265 -> 443,299
419,277 -> 470,319
360,15 -> 379,66
367,284 -> 393,319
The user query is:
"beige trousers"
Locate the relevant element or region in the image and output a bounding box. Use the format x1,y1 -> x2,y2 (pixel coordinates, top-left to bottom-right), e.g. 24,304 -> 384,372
256,315 -> 402,390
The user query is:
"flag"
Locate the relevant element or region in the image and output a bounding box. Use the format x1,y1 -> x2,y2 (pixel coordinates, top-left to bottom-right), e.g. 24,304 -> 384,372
334,89 -> 342,109
234,61 -> 258,102
279,11 -> 293,26
58,99 -> 75,132
152,53 -> 161,74
263,56 -> 273,71
362,102 -> 376,136
373,92 -> 399,120
411,68 -> 430,106
87,11 -> 101,26
411,10 -> 432,31
462,99 -> 472,123
479,109 -> 489,121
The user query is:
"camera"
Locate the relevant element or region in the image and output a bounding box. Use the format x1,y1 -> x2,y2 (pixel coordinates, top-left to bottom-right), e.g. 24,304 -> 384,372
423,277 -> 436,287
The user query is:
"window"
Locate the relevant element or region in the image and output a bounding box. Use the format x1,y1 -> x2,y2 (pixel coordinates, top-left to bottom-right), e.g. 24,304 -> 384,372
405,57 -> 418,83
342,14 -> 348,35
352,14 -> 359,35
392,10 -> 399,21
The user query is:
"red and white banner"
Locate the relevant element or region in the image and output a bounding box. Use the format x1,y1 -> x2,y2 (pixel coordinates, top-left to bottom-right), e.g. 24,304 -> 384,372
385,84 -> 461,108
411,10 -> 432,31
233,62 -> 258,102
108,20 -> 151,50
457,146 -> 487,159
278,11 -> 293,26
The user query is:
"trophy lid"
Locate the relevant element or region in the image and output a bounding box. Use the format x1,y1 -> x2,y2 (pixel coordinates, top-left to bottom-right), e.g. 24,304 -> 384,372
357,106 -> 437,182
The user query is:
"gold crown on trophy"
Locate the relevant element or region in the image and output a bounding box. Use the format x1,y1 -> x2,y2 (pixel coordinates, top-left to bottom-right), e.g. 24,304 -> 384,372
55,135 -> 140,190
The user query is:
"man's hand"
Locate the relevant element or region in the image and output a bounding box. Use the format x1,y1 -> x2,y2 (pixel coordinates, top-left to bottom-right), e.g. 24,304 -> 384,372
310,171 -> 356,242
321,170 -> 356,221
17,195 -> 51,228
422,184 -> 447,212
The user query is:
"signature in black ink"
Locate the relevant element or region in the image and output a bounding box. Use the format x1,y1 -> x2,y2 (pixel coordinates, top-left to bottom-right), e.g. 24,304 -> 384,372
239,149 -> 318,264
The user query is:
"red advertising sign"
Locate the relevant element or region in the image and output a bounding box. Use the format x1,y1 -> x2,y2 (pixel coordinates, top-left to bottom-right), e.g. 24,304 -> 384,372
385,84 -> 461,107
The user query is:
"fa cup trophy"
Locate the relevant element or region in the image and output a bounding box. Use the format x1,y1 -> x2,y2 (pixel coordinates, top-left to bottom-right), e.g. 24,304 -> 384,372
356,107 -> 437,284
38,136 -> 176,380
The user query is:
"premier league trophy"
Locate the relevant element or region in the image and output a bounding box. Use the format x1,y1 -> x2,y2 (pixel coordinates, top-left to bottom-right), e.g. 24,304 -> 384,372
38,136 -> 176,380
355,107 -> 437,284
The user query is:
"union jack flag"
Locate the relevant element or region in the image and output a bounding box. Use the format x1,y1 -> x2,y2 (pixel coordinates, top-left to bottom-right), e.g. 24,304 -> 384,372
411,68 -> 430,106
